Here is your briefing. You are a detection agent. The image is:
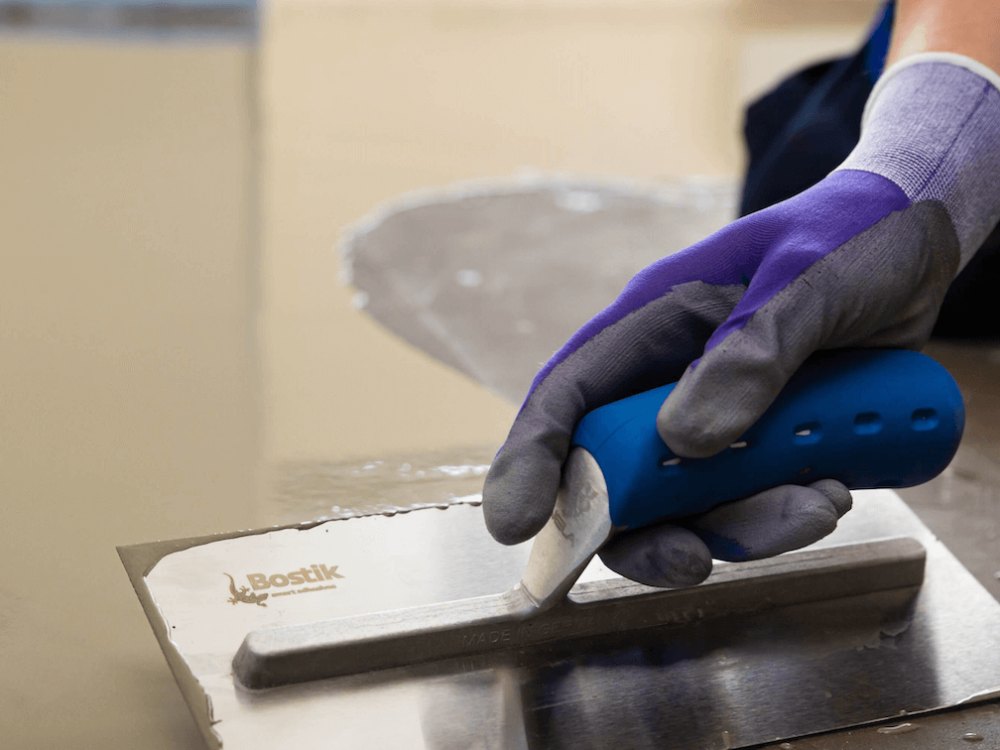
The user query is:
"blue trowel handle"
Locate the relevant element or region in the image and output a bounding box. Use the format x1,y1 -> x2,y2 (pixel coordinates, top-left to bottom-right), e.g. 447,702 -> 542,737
571,349 -> 965,530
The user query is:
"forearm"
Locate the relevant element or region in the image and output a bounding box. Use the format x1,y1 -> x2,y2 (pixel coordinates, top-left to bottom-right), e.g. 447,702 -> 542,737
890,0 -> 1000,71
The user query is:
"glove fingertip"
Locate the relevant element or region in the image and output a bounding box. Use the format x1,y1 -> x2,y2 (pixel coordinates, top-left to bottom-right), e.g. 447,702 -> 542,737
482,453 -> 561,545
599,525 -> 713,588
690,484 -> 841,562
809,478 -> 853,517
482,492 -> 550,546
656,392 -> 734,459
656,358 -> 773,458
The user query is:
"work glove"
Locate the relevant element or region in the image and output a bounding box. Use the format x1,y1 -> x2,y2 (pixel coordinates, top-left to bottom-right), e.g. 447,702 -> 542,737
483,54 -> 1000,587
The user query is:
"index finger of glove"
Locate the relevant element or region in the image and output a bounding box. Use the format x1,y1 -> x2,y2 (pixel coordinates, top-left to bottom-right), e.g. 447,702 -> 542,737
483,280 -> 744,545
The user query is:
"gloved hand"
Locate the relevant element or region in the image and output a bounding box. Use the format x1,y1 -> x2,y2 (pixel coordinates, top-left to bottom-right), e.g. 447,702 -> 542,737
483,54 -> 1000,587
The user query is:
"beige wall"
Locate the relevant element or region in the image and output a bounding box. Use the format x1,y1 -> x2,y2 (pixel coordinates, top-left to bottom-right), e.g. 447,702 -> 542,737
1,39 -> 256,748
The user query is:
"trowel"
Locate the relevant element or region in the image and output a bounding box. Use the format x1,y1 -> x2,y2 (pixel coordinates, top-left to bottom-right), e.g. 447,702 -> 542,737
120,349 -> 1000,749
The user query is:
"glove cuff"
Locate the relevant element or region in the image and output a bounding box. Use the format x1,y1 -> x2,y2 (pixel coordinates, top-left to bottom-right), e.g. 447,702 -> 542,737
837,53 -> 1000,268
863,52 -> 1000,123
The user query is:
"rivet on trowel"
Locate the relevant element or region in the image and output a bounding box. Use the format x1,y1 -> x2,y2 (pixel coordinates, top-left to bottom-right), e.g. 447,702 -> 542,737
961,732 -> 984,742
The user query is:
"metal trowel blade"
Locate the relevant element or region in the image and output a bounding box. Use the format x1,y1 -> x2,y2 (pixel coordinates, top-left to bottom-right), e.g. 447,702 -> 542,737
121,489 -> 1000,750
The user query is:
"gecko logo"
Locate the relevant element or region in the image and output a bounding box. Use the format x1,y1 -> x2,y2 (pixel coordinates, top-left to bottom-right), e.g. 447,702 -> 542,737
225,574 -> 269,607
224,564 -> 345,606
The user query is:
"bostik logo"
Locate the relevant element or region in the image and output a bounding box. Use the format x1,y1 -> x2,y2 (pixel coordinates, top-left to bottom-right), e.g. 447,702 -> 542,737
224,564 -> 345,606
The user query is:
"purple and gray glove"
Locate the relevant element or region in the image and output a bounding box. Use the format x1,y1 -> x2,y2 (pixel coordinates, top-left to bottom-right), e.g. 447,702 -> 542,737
483,54 -> 1000,587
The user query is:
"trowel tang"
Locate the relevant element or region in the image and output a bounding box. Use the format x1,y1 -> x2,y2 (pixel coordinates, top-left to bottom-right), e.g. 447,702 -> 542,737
233,349 -> 963,688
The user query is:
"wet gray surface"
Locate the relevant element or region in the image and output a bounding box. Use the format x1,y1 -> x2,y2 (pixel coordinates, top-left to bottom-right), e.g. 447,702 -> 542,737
901,342 -> 1000,603
269,446 -> 493,525
760,701 -> 1000,750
